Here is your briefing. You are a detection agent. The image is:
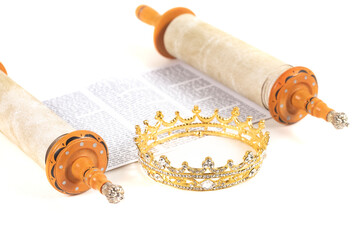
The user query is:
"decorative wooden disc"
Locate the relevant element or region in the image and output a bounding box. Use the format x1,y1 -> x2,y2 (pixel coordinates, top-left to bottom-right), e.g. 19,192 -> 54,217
45,130 -> 108,195
269,66 -> 319,125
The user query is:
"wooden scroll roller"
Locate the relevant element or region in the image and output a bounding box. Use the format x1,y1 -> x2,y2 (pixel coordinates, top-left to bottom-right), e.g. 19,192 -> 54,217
136,5 -> 349,129
0,62 -> 124,203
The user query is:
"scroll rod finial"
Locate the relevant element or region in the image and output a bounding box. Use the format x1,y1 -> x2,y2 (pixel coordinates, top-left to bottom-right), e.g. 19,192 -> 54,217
101,182 -> 125,204
81,164 -> 125,204
327,111 -> 349,129
136,5 -> 161,26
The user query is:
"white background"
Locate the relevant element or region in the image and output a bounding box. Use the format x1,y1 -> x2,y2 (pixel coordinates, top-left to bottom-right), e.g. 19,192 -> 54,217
0,0 -> 359,239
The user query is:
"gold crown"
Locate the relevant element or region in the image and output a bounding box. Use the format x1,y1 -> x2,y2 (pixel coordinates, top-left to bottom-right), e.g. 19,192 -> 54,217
134,106 -> 270,191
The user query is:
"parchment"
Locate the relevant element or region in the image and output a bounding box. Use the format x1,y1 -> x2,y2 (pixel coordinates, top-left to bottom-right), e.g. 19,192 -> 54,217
164,14 -> 291,108
0,71 -> 75,169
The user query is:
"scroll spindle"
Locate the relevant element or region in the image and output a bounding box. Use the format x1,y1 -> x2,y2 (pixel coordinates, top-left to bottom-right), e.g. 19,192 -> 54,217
135,5 -> 195,58
135,6 -> 349,129
136,5 -> 161,26
0,62 -> 124,203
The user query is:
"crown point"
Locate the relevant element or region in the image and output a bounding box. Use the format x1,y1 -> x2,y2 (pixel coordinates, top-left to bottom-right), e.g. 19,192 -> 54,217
143,120 -> 149,126
227,159 -> 234,168
135,125 -> 141,134
155,111 -> 164,120
202,157 -> 214,169
231,107 -> 240,117
156,156 -> 169,169
182,161 -> 189,168
258,120 -> 265,130
192,105 -> 201,114
246,116 -> 253,124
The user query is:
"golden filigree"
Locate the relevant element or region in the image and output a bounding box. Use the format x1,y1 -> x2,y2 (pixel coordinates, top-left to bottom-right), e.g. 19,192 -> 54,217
134,106 -> 270,191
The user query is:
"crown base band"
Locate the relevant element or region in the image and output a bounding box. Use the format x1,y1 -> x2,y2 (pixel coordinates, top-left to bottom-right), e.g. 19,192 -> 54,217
140,158 -> 263,191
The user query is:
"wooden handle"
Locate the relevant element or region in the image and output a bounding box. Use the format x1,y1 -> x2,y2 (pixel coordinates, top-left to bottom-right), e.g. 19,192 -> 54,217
290,89 -> 348,129
135,5 -> 195,58
0,62 -> 7,74
136,5 -> 161,26
291,89 -> 332,120
71,157 -> 109,192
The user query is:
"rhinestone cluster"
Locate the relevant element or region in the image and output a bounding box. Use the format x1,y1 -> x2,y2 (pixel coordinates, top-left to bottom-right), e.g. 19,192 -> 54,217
140,151 -> 265,191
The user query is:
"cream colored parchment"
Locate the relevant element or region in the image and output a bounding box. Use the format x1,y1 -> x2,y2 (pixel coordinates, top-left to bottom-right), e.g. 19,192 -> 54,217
164,14 -> 291,108
0,71 -> 75,169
